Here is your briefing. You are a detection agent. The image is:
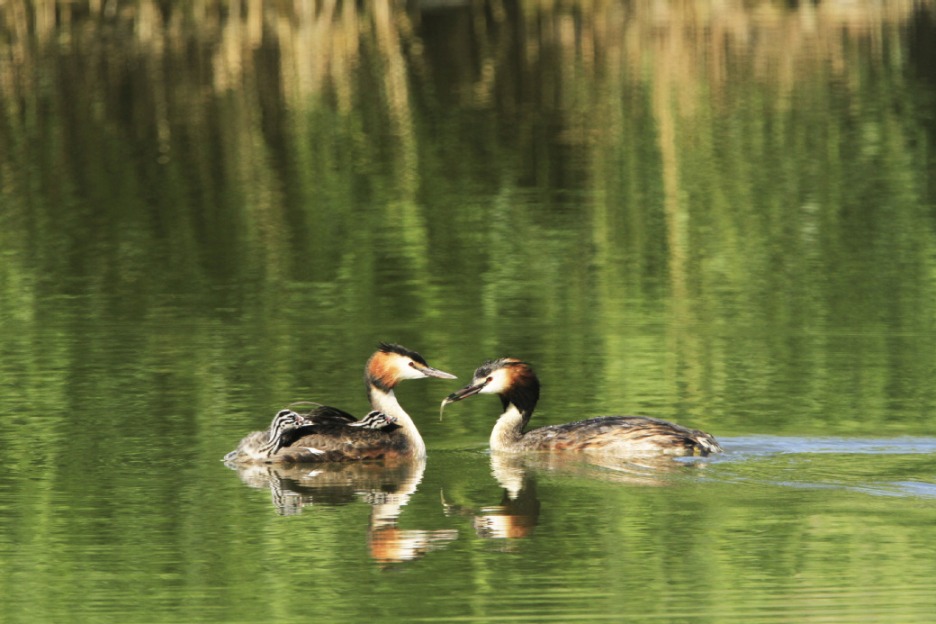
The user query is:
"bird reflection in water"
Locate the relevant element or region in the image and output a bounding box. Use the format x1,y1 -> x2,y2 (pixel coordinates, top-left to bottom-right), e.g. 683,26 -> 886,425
226,458 -> 457,565
442,454 -> 542,543
492,451 -> 708,487
443,452 -> 713,545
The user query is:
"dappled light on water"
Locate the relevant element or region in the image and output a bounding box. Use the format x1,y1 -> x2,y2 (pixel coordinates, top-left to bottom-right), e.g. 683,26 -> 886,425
1,1 -> 935,622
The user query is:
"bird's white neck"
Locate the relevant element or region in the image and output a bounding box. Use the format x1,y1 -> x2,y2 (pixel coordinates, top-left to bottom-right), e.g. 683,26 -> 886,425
490,404 -> 526,452
370,386 -> 426,459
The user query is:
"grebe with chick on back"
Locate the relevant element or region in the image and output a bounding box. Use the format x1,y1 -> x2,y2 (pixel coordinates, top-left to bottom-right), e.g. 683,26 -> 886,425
441,358 -> 721,457
224,343 -> 455,464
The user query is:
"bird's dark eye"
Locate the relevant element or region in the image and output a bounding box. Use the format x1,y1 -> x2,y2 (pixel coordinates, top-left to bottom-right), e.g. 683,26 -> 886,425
409,361 -> 416,368
486,376 -> 493,383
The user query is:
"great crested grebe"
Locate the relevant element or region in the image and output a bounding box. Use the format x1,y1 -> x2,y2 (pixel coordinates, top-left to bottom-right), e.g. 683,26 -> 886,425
225,343 -> 455,464
441,358 -> 722,457
223,409 -> 312,463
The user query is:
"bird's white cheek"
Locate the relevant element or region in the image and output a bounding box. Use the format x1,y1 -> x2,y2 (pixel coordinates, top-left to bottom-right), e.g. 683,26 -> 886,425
480,373 -> 509,394
399,361 -> 429,380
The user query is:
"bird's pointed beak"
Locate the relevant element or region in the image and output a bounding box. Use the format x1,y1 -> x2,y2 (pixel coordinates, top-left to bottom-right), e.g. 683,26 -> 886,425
439,379 -> 488,418
444,381 -> 487,403
419,365 -> 457,380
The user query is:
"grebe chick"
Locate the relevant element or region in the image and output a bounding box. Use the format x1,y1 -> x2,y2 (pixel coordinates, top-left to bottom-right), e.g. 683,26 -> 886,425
223,409 -> 311,463
232,343 -> 455,464
441,358 -> 722,457
284,403 -> 398,430
348,411 -> 398,430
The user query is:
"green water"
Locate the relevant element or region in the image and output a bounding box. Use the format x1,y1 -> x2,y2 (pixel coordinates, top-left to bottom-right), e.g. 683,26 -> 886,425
2,1 -> 936,622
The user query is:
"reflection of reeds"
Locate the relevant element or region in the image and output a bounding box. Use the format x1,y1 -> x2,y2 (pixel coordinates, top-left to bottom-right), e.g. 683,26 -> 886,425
1,1 -> 925,106
0,1 -> 932,438
513,1 -> 923,107
0,1 -> 925,196
0,0 -> 928,287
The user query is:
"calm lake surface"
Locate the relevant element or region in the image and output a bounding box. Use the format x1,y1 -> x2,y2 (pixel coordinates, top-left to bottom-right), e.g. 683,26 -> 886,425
2,1 -> 936,622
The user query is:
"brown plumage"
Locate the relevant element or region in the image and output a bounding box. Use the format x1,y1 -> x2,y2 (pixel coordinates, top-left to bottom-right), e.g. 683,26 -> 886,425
224,343 -> 456,464
272,424 -> 414,463
441,358 -> 722,457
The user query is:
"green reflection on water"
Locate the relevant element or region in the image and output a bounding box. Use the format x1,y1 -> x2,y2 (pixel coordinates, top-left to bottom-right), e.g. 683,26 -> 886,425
1,1 -> 936,622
